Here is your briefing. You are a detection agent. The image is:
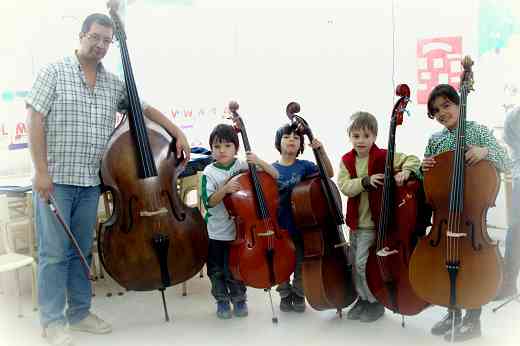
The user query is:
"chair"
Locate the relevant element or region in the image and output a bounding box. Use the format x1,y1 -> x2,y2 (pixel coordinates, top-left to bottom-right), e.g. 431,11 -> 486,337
178,172 -> 205,296
0,194 -> 38,317
6,193 -> 36,258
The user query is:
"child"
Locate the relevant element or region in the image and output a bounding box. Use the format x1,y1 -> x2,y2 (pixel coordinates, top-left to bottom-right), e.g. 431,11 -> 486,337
201,124 -> 279,319
273,123 -> 334,312
422,84 -> 510,342
337,111 -> 421,322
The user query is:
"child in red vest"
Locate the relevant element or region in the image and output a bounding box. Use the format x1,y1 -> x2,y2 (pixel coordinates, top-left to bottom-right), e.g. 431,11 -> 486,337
337,111 -> 421,322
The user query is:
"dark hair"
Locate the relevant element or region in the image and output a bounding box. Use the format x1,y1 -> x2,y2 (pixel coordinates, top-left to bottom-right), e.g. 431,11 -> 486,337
427,84 -> 460,119
348,111 -> 378,136
209,124 -> 239,151
81,13 -> 114,33
275,123 -> 305,155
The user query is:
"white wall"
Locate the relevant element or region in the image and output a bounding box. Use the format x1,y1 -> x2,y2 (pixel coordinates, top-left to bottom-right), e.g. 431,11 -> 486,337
0,0 -> 517,228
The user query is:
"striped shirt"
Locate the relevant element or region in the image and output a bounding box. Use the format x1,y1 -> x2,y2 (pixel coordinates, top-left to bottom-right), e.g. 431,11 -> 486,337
26,53 -> 127,186
424,120 -> 511,173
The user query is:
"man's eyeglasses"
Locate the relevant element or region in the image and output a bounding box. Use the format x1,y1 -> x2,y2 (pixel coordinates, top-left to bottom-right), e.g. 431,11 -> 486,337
85,33 -> 114,46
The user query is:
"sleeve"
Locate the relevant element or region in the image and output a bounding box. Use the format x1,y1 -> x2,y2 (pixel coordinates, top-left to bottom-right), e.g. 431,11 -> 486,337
303,160 -> 319,176
200,167 -> 218,210
337,161 -> 364,197
477,125 -> 511,173
394,152 -> 421,176
424,136 -> 435,158
25,63 -> 57,116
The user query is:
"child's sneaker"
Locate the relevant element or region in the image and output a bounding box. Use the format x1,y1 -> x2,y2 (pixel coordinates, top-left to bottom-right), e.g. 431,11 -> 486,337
347,298 -> 368,320
279,295 -> 293,312
359,301 -> 385,322
232,301 -> 248,317
292,294 -> 306,313
216,301 -> 232,319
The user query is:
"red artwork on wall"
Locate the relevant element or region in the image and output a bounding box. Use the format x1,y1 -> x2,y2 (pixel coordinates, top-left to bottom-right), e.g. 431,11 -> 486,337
417,37 -> 463,104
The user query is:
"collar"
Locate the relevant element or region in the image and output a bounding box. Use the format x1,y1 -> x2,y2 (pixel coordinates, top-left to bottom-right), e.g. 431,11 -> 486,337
214,158 -> 237,170
72,50 -> 106,74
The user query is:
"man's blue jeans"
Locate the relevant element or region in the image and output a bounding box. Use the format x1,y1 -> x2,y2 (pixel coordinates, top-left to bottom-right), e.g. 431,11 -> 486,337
34,184 -> 100,328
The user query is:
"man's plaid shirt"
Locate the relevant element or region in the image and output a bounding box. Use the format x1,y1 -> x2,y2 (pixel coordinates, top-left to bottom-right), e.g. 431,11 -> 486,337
26,53 -> 127,186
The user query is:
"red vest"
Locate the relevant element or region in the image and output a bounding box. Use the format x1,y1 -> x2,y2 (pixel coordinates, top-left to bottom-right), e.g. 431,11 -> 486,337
342,144 -> 387,231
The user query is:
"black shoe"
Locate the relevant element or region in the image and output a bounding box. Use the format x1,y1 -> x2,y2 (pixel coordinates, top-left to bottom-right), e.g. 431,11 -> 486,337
292,294 -> 306,313
359,302 -> 385,322
443,318 -> 481,342
280,295 -> 293,312
347,298 -> 368,320
431,310 -> 462,336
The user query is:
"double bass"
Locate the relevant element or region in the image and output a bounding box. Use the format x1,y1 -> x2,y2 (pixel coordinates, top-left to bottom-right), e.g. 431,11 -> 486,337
287,102 -> 357,314
223,102 -> 296,292
365,85 -> 429,317
409,56 -> 502,309
97,2 -> 208,321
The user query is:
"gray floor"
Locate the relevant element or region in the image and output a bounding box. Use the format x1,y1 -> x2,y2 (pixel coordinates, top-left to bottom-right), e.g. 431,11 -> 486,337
0,251 -> 519,346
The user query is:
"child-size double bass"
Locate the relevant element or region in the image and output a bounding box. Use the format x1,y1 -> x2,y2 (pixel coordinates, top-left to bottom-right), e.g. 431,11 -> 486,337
409,57 -> 502,309
287,102 -> 357,314
365,85 -> 429,316
223,102 -> 296,290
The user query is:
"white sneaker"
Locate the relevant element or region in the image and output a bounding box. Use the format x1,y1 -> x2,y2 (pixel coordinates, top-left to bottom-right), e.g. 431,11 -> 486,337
44,323 -> 74,346
69,313 -> 112,334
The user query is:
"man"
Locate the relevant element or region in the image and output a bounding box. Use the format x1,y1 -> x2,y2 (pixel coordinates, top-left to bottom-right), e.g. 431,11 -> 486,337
26,13 -> 190,346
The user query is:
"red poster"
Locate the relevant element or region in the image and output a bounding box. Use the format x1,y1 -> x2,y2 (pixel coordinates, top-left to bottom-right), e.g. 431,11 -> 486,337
417,37 -> 463,104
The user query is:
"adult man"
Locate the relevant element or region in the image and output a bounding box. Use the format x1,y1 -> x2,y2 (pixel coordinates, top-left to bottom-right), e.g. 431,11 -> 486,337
26,13 -> 190,346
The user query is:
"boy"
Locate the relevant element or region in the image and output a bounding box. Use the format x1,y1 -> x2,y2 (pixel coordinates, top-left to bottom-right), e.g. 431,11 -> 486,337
337,111 -> 421,322
273,123 -> 334,312
422,84 -> 510,342
201,124 -> 279,319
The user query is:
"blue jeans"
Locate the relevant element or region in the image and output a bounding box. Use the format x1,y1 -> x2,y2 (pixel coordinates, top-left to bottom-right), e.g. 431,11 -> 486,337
34,184 -> 100,328
276,233 -> 304,298
206,239 -> 247,304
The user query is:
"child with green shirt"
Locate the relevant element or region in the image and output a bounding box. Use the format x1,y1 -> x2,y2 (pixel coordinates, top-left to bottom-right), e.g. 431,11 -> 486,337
422,84 -> 510,342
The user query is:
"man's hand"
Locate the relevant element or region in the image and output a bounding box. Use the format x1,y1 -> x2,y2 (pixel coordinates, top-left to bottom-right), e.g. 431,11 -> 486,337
175,131 -> 191,161
33,171 -> 53,201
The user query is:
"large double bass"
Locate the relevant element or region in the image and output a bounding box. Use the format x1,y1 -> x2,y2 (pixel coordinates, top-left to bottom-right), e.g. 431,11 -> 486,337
365,85 -> 429,317
287,102 -> 357,314
97,2 -> 208,320
223,102 -> 296,292
409,56 -> 503,309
